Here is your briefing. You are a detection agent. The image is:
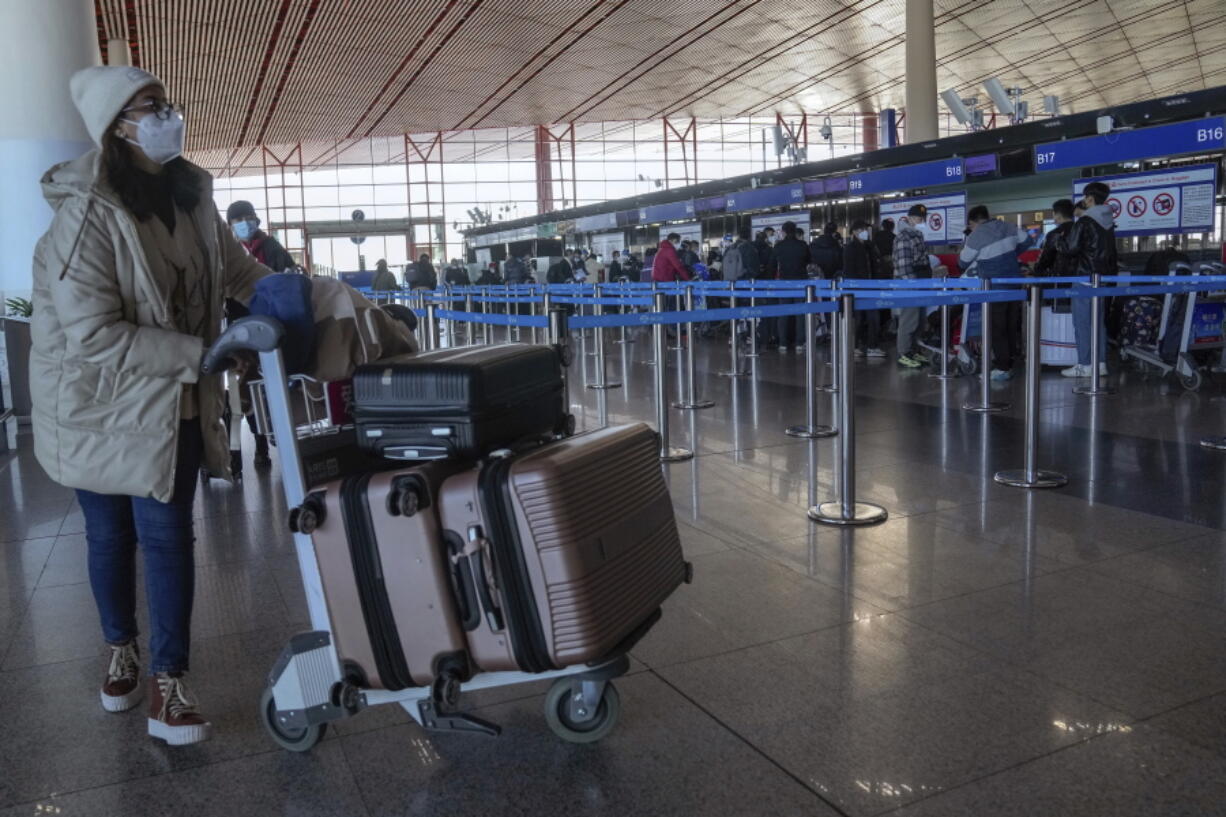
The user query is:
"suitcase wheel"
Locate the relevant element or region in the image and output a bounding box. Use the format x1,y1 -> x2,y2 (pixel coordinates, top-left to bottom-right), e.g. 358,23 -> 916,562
544,678 -> 621,744
259,686 -> 327,753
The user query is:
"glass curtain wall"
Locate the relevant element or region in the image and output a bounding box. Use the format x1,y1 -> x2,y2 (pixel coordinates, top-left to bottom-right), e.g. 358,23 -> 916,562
207,111 -> 972,273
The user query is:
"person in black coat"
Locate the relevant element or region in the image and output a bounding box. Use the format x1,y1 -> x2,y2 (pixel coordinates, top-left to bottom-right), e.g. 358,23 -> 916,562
809,222 -> 843,278
845,220 -> 884,356
406,253 -> 437,289
772,221 -> 811,351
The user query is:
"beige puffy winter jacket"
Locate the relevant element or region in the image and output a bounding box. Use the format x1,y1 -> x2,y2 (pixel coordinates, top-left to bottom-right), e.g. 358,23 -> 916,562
30,151 -> 269,502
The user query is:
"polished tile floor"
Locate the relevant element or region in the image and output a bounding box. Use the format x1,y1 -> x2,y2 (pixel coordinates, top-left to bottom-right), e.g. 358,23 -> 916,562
2,328 -> 1226,817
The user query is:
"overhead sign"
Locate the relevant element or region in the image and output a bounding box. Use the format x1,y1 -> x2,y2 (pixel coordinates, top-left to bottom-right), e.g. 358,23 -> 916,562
848,158 -> 964,196
695,195 -> 727,214
1072,164 -> 1218,237
640,201 -> 692,223
589,231 -> 625,261
1035,117 -> 1226,172
803,179 -> 825,198
575,212 -> 617,232
726,183 -> 805,213
879,193 -> 967,245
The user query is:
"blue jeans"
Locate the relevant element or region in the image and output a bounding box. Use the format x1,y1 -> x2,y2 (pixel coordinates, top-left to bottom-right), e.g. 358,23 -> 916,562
1072,296 -> 1107,366
78,420 -> 202,674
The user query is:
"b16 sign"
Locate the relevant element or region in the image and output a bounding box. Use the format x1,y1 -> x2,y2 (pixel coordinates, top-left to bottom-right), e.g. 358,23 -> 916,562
1072,164 -> 1217,237
879,192 -> 967,245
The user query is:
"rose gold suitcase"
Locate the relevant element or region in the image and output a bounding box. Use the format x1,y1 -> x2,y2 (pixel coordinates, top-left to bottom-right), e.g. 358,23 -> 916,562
437,423 -> 689,673
301,461 -> 474,690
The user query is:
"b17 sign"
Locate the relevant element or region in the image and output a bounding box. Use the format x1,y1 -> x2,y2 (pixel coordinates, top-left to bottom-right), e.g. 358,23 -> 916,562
879,193 -> 967,245
1073,164 -> 1217,237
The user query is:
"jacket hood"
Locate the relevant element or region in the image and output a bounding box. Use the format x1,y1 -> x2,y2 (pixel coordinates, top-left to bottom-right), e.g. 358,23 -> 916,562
40,151 -> 109,212
966,218 -> 1014,247
1083,204 -> 1115,230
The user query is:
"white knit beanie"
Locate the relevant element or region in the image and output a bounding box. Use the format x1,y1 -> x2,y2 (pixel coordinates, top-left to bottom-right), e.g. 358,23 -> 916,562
70,65 -> 165,147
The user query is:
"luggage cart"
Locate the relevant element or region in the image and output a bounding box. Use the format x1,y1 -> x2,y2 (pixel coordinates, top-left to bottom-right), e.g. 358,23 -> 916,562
201,317 -> 629,751
1119,262 -> 1226,391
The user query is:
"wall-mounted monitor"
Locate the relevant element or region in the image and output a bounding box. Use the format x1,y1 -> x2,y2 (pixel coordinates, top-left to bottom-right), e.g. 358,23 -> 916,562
965,153 -> 998,178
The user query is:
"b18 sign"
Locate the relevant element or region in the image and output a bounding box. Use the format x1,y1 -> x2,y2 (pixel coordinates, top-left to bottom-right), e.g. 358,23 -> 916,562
879,192 -> 967,245
1072,164 -> 1217,237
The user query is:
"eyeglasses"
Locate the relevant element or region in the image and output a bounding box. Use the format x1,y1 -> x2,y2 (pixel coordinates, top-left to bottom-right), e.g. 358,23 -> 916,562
121,100 -> 184,120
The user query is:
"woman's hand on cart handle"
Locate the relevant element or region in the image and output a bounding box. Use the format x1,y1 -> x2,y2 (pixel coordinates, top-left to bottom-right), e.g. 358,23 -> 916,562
201,316 -> 285,375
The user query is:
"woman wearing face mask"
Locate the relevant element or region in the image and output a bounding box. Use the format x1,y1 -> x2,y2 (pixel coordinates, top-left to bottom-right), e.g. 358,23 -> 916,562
844,220 -> 885,357
29,66 -> 269,746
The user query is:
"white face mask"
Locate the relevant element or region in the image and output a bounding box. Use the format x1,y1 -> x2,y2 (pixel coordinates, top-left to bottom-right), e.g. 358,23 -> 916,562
121,110 -> 186,164
856,230 -> 869,241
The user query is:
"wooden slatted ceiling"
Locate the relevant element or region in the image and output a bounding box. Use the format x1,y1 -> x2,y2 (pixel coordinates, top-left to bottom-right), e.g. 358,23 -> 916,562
91,0 -> 1225,173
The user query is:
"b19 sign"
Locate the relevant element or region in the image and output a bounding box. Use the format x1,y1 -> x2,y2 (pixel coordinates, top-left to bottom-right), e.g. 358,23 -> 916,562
1072,164 -> 1217,237
879,192 -> 967,245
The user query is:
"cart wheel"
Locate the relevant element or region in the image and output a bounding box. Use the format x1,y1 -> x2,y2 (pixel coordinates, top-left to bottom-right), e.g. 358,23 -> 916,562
260,687 -> 327,752
544,679 -> 620,744
1179,369 -> 1202,392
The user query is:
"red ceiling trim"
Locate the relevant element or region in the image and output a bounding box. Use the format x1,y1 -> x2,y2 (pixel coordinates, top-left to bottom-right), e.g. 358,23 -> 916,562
556,0 -> 765,124
123,0 -> 141,68
345,0 -> 462,139
456,0 -> 630,131
360,0 -> 487,138
228,0 -> 294,161
253,0 -> 324,146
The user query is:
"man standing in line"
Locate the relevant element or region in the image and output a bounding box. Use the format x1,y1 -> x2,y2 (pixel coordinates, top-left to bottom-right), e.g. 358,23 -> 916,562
959,205 -> 1034,380
1056,181 -> 1116,378
771,221 -> 811,352
891,204 -> 931,368
227,200 -> 296,272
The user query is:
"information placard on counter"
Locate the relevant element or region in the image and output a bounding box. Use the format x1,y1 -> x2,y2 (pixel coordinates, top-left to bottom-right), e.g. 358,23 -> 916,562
1072,164 -> 1218,236
879,192 -> 967,245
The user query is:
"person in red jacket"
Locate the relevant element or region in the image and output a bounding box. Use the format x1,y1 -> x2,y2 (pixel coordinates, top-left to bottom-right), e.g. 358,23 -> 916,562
652,232 -> 692,282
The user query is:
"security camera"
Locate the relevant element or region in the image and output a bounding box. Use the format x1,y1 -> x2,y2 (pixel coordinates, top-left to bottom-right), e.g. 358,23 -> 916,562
819,116 -> 833,140
1043,95 -> 1060,116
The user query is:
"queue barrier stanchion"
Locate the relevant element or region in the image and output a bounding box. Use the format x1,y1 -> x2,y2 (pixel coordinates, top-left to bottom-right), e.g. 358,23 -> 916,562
464,292 -> 476,346
746,291 -> 760,358
530,293 -> 540,345
480,288 -> 492,346
424,302 -> 438,351
1073,272 -> 1115,397
930,278 -> 957,381
810,292 -> 887,526
548,308 -> 572,420
644,283 -> 660,367
588,285 -> 623,391
718,291 -> 750,377
816,285 -> 838,393
963,279 -> 1010,413
995,282 -> 1068,489
615,288 -> 633,345
672,286 -> 714,410
668,285 -> 685,351
653,292 -> 693,462
787,283 -> 837,439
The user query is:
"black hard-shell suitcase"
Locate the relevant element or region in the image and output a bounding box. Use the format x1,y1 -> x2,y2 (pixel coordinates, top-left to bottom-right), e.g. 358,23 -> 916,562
352,344 -> 569,461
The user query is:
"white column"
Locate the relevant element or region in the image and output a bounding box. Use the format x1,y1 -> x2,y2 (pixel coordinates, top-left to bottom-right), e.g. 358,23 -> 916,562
0,0 -> 100,302
107,38 -> 133,68
904,0 -> 938,143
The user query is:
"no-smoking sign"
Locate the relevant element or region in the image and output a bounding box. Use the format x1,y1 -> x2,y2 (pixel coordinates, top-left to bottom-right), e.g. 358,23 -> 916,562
1107,198 -> 1122,218
928,213 -> 943,232
1153,193 -> 1175,216
1127,195 -> 1147,218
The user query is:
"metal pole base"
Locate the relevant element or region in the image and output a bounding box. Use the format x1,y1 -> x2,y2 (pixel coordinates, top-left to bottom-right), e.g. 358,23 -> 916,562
743,351 -> 760,358
993,469 -> 1068,489
929,372 -> 959,380
963,401 -> 1011,413
808,502 -> 888,526
786,424 -> 837,439
1072,384 -> 1116,396
660,446 -> 694,462
815,383 -> 838,393
718,369 -> 751,377
672,399 -> 715,410
614,339 -> 635,345
587,381 -> 623,390
1201,436 -> 1226,450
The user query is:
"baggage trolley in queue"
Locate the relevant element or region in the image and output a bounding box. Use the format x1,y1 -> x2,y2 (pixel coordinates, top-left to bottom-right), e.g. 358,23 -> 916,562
1119,262 -> 1226,391
201,317 -> 632,752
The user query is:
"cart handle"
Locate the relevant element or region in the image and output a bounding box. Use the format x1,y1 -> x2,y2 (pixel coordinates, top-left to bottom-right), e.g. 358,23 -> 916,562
201,316 -> 285,375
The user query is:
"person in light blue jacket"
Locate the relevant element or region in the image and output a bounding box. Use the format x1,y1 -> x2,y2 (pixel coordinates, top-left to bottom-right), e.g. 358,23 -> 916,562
959,206 -> 1034,379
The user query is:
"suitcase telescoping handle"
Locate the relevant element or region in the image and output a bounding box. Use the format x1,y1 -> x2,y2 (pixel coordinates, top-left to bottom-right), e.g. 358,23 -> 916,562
201,316 -> 285,375
449,526 -> 504,633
